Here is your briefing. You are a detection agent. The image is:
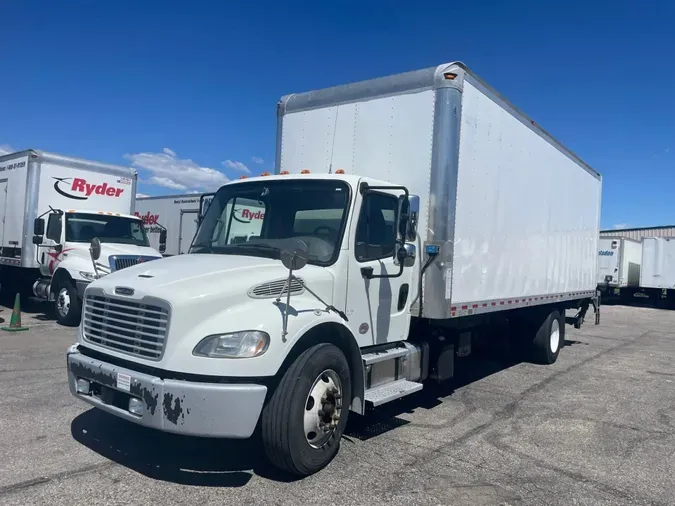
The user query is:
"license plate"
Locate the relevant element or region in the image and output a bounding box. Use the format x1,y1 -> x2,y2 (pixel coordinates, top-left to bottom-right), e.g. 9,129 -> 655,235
116,372 -> 131,392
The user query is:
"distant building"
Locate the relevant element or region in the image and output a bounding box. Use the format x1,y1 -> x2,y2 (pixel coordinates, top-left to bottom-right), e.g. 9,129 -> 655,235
600,226 -> 675,240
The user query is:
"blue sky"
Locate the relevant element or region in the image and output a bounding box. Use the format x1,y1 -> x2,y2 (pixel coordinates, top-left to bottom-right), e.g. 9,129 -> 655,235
1,1 -> 673,230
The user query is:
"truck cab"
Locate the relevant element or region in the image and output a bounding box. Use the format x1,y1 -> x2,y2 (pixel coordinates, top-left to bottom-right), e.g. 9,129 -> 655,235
33,209 -> 164,325
66,173 -> 419,475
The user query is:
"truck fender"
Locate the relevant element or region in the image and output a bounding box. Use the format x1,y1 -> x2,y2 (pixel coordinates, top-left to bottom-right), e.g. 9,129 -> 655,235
51,268 -> 73,295
277,320 -> 365,415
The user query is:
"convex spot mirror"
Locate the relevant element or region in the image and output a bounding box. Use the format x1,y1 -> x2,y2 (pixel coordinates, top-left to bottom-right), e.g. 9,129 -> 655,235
280,239 -> 310,271
89,237 -> 102,261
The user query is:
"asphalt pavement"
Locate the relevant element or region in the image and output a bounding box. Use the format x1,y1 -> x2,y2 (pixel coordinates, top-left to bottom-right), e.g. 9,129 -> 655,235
0,299 -> 674,506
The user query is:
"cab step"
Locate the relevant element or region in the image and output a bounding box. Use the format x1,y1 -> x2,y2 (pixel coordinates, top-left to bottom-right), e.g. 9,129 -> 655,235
365,379 -> 423,407
362,346 -> 409,365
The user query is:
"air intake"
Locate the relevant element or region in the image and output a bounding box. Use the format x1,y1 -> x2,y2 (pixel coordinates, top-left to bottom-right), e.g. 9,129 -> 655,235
248,278 -> 305,299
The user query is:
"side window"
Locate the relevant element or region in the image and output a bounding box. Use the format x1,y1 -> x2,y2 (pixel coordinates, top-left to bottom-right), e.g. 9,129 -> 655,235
355,192 -> 398,262
46,214 -> 62,242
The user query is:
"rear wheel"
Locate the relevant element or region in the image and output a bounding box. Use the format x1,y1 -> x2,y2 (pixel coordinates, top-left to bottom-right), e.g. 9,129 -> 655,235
531,309 -> 564,364
54,281 -> 81,326
261,343 -> 352,476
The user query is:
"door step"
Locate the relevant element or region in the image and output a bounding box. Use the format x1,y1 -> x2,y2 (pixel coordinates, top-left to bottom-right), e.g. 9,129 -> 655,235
365,379 -> 423,407
362,346 -> 409,365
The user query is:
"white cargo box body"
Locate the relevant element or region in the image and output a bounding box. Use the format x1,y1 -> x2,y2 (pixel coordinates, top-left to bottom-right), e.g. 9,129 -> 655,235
0,149 -> 136,269
597,236 -> 641,287
640,237 -> 675,289
276,62 -> 602,319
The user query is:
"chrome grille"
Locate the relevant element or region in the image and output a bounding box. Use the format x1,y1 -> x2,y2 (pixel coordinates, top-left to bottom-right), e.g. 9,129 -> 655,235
109,255 -> 161,272
82,294 -> 169,360
115,257 -> 139,270
248,277 -> 305,298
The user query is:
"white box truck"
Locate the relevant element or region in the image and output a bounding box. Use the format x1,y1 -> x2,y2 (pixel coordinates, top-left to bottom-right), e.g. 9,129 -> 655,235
596,236 -> 641,298
0,149 -> 164,325
66,62 -> 601,476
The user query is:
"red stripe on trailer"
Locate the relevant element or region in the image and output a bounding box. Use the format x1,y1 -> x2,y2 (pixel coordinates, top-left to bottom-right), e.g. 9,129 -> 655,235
451,306 -> 457,311
461,305 -> 468,310
491,302 -> 496,306
472,304 -> 478,308
482,303 -> 488,307
500,301 -> 505,305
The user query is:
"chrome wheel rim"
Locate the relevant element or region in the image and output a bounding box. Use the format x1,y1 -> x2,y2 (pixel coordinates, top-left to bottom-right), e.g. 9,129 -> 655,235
550,318 -> 560,353
57,288 -> 70,318
303,369 -> 343,448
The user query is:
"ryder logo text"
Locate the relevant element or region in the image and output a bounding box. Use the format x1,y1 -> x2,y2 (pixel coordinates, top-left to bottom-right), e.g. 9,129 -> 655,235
135,211 -> 160,225
53,177 -> 125,201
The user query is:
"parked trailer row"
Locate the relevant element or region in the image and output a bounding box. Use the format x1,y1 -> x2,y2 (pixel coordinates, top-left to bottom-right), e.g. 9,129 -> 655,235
66,61 -> 602,477
598,236 -> 675,302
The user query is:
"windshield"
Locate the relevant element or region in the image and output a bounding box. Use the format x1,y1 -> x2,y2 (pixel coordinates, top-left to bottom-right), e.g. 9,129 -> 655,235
190,179 -> 351,266
65,213 -> 150,247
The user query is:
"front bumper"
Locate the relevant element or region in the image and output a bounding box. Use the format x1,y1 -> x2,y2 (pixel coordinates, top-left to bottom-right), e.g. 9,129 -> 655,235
66,345 -> 267,438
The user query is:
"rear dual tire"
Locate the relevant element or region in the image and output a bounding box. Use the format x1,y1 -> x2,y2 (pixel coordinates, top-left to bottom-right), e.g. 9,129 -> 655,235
531,309 -> 564,364
261,343 -> 352,477
511,308 -> 565,364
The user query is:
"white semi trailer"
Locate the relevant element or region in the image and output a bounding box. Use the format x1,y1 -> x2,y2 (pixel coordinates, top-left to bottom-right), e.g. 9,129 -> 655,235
596,236 -> 641,298
638,237 -> 675,302
66,62 -> 601,476
0,149 -> 163,325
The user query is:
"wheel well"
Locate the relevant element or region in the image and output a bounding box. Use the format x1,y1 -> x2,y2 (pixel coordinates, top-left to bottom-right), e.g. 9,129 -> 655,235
276,322 -> 365,415
51,268 -> 73,295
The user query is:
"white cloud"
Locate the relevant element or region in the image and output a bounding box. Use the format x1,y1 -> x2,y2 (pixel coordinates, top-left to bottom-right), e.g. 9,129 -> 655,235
136,192 -> 150,198
0,144 -> 15,155
148,176 -> 187,190
251,156 -> 264,164
125,148 -> 229,192
223,159 -> 251,174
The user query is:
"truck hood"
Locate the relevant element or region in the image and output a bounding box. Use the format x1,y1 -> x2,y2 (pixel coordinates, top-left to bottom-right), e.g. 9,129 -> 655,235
58,242 -> 161,276
87,253 -> 335,307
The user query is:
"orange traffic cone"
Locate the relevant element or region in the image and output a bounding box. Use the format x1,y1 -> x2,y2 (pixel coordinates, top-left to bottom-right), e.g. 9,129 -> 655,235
1,293 -> 28,332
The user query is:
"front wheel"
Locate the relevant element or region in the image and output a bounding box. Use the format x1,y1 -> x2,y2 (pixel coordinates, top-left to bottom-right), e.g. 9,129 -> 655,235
261,343 -> 352,477
54,281 -> 82,326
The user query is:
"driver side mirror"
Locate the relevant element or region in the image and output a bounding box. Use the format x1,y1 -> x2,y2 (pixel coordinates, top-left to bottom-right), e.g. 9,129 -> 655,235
33,218 -> 45,236
159,229 -> 167,254
397,195 -> 419,243
32,218 -> 45,244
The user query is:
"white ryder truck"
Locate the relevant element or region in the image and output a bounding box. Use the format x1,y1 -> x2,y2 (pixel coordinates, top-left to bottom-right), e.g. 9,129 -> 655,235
66,62 -> 601,476
0,149 -> 163,325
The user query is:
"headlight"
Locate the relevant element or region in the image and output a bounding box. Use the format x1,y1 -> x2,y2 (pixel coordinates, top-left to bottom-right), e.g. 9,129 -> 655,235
193,331 -> 270,358
79,271 -> 99,281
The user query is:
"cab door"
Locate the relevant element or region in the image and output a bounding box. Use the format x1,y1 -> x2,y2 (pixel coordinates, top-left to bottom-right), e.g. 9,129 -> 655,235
345,188 -> 415,346
39,213 -> 65,276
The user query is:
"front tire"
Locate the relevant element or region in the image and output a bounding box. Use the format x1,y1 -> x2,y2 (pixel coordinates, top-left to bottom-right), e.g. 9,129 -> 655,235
261,343 -> 352,477
54,280 -> 82,326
